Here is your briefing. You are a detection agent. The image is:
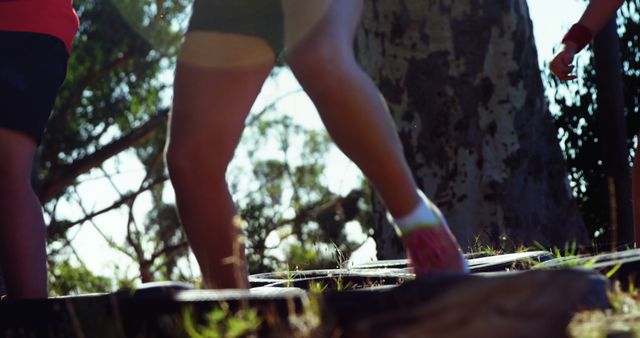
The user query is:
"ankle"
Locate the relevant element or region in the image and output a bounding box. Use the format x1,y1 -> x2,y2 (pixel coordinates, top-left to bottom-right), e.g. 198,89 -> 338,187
393,190 -> 444,235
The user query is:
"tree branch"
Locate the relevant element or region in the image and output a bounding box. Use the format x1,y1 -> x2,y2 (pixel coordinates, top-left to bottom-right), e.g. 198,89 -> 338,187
244,89 -> 302,127
149,241 -> 190,267
47,176 -> 168,238
275,189 -> 364,228
70,186 -> 136,260
59,49 -> 137,122
38,110 -> 168,203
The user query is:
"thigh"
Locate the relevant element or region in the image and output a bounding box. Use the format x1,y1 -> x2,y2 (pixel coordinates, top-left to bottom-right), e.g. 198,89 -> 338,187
0,31 -> 68,145
170,35 -> 275,162
178,31 -> 276,69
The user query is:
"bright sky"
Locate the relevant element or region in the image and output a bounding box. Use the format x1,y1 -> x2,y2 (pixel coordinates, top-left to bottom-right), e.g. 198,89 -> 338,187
60,0 -> 591,282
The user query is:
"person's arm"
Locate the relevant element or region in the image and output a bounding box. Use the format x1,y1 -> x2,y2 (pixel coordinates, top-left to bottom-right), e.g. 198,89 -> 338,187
577,0 -> 625,37
550,0 -> 624,81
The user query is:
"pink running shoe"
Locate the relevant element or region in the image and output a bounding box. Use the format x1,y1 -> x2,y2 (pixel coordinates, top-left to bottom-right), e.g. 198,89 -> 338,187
401,223 -> 468,275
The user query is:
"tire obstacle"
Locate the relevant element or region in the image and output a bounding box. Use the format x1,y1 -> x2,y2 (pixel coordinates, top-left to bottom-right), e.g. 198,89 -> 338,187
2,249 -> 637,337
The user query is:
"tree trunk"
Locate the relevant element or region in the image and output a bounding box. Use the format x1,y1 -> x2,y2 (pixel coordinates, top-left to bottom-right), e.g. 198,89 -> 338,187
356,0 -> 588,257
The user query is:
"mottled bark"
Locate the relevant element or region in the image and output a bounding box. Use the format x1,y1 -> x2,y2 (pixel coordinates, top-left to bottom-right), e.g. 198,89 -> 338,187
356,0 -> 588,256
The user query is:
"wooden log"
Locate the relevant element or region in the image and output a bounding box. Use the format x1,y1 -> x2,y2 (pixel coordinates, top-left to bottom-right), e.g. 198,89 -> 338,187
323,269 -> 609,338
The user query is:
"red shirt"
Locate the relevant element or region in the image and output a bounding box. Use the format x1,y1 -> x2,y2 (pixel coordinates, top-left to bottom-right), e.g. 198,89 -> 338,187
0,0 -> 79,54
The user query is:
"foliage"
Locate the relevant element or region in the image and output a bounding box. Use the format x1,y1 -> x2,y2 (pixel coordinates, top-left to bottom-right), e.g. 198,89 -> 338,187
183,305 -> 262,338
181,289 -> 325,338
545,0 -> 640,244
568,282 -> 640,338
47,260 -> 114,296
232,99 -> 371,274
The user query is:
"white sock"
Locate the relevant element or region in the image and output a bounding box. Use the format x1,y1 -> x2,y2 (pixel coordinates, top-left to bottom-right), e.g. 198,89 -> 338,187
393,190 -> 442,235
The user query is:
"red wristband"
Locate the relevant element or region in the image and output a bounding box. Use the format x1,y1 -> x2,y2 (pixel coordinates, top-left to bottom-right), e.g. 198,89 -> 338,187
562,23 -> 593,52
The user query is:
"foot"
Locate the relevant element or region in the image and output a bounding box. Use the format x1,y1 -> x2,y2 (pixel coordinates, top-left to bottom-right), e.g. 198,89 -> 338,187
392,190 -> 468,275
401,223 -> 468,275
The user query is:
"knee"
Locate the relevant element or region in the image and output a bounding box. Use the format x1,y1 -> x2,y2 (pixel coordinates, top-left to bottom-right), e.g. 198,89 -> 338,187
165,141 -> 229,188
0,132 -> 36,190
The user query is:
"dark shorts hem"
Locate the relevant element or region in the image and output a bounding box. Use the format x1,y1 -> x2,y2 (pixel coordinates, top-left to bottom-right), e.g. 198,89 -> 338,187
187,0 -> 285,54
0,31 -> 69,145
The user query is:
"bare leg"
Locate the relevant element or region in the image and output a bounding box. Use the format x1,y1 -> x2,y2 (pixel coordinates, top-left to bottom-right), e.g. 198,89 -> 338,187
284,0 -> 466,274
283,0 -> 419,217
0,129 -> 48,298
166,32 -> 275,289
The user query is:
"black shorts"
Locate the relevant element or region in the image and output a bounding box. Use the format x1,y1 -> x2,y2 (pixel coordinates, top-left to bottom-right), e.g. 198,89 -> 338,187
188,0 -> 285,54
0,31 -> 69,144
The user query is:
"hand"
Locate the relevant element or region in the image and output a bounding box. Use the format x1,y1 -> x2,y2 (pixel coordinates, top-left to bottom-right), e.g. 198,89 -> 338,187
550,43 -> 578,81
